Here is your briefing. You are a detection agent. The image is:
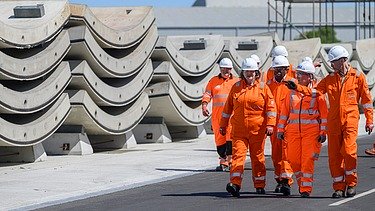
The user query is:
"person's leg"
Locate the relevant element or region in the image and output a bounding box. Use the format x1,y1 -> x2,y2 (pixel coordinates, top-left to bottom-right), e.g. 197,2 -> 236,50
227,138 -> 248,197
249,133 -> 266,194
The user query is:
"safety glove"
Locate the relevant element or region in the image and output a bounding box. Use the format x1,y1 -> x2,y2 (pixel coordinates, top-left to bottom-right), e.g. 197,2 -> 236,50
266,126 -> 273,136
318,134 -> 326,143
276,132 -> 284,140
202,103 -> 210,117
365,123 -> 374,135
219,127 -> 226,136
283,80 -> 297,90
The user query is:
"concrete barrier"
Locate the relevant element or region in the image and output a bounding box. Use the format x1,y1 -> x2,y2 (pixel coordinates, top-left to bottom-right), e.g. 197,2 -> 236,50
152,35 -> 224,77
69,59 -> 153,106
353,38 -> 375,72
0,61 -> 71,114
67,24 -> 157,78
69,4 -> 155,49
0,0 -> 70,48
0,30 -> 70,80
282,38 -> 321,66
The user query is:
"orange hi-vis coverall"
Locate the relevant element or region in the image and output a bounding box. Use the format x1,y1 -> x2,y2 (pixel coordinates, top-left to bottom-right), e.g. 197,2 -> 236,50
202,74 -> 239,162
277,87 -> 328,194
267,75 -> 296,183
295,66 -> 373,191
220,79 -> 276,189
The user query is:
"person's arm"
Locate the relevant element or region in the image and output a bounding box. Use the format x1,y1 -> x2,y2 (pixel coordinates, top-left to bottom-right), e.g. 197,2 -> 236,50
286,77 -> 327,96
219,85 -> 235,135
264,85 -> 276,136
317,95 -> 328,143
277,91 -> 291,140
358,73 -> 374,134
202,80 -> 213,116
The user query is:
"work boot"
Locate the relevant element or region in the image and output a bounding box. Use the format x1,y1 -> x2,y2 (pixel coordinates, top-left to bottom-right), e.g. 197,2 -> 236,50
365,147 -> 375,156
280,184 -> 291,196
346,186 -> 356,197
226,183 -> 240,197
274,182 -> 282,193
256,188 -> 266,194
300,192 -> 310,198
332,190 -> 345,198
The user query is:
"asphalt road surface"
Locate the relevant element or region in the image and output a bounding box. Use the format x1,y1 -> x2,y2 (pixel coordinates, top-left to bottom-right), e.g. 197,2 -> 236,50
38,135 -> 375,211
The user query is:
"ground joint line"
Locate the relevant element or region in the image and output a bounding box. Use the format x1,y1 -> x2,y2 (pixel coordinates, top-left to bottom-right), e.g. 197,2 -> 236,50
329,188 -> 375,206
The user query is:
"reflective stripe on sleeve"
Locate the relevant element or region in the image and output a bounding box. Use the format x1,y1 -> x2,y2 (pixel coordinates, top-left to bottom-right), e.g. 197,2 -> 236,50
213,102 -> 225,107
213,94 -> 228,99
267,111 -> 276,117
288,119 -> 319,124
222,112 -> 231,118
279,115 -> 288,120
320,126 -> 327,131
277,123 -> 285,129
362,103 -> 373,109
320,119 -> 327,123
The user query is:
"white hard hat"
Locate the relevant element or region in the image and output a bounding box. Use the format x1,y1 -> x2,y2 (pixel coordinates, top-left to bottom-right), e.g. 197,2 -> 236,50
272,45 -> 288,57
241,58 -> 258,71
296,61 -> 315,74
272,55 -> 290,68
219,58 -> 233,68
250,54 -> 261,64
328,45 -> 349,62
302,56 -> 313,64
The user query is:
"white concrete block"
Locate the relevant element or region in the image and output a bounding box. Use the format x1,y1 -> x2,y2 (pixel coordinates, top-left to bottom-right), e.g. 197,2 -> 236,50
133,123 -> 172,143
89,131 -> 137,150
0,143 -> 46,163
43,132 -> 93,155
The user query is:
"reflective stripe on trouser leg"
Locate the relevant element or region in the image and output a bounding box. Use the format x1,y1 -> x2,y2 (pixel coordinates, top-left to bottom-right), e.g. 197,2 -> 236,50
249,132 -> 267,188
230,138 -> 249,187
270,131 -> 282,182
328,131 -> 346,191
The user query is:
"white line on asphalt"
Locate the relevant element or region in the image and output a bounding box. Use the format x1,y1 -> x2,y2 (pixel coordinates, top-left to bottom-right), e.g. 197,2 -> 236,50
329,188 -> 375,206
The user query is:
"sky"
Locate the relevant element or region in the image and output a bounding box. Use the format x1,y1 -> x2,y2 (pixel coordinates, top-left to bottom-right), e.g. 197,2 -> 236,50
69,0 -> 196,7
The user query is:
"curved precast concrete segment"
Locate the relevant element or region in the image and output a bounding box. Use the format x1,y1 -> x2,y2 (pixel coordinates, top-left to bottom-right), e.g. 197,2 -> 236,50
0,62 -> 71,114
282,38 -> 321,66
152,35 -> 224,77
222,36 -> 274,71
69,4 -> 155,49
67,24 -> 157,78
64,91 -> 150,135
0,93 -> 70,147
69,59 -> 153,106
152,62 -> 220,101
320,43 -> 353,73
0,0 -> 70,48
145,82 -> 209,126
353,38 -> 375,71
0,30 -> 70,80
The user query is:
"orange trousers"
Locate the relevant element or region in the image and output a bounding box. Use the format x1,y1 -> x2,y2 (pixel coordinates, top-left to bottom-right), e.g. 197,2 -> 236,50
230,132 -> 266,189
270,130 -> 282,182
281,129 -> 321,193
328,123 -> 358,191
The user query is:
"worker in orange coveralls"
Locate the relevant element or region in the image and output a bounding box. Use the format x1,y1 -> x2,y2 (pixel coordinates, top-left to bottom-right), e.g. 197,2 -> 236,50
219,58 -> 276,197
277,61 -> 328,197
266,55 -> 297,193
265,45 -> 296,83
284,45 -> 374,198
202,58 -> 239,171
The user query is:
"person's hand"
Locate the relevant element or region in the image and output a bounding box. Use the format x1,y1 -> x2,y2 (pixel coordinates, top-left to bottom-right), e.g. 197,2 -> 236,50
318,134 -> 326,143
283,80 -> 297,90
266,126 -> 273,136
202,103 -> 210,117
365,123 -> 374,135
219,127 -> 226,136
277,132 -> 284,140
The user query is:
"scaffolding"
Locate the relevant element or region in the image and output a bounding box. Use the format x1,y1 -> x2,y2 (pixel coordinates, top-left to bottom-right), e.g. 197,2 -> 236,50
268,0 -> 375,41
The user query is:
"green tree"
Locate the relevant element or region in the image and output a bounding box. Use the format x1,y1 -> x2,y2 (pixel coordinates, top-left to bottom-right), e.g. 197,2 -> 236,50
296,26 -> 341,43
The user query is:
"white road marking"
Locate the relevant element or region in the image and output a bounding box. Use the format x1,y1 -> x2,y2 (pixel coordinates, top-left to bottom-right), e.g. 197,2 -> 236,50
329,188 -> 375,206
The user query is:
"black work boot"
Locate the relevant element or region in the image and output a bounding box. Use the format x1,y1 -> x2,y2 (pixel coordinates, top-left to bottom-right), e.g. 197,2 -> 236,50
300,192 -> 310,198
280,179 -> 291,196
256,188 -> 266,194
274,182 -> 282,193
226,183 -> 240,197
346,186 -> 356,197
332,190 -> 345,198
